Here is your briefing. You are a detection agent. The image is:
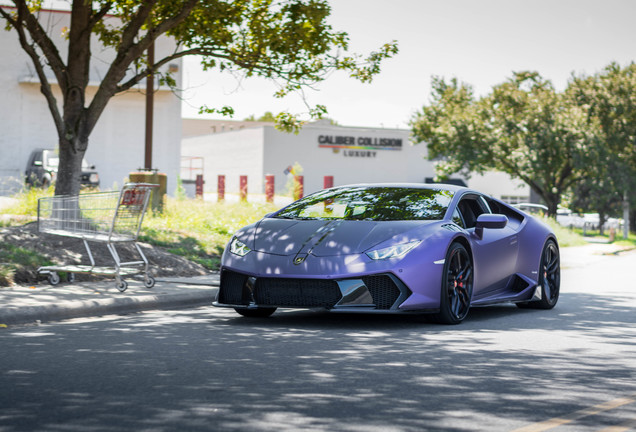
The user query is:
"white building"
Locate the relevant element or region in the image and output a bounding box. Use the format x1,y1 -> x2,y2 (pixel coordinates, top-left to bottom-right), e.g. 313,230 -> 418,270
181,119 -> 531,202
0,8 -> 182,195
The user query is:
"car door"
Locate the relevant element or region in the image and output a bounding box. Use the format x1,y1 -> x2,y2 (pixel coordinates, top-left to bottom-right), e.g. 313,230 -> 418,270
455,193 -> 519,295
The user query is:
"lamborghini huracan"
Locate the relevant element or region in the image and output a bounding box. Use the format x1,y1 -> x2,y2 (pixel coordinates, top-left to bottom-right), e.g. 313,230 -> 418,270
213,184 -> 560,324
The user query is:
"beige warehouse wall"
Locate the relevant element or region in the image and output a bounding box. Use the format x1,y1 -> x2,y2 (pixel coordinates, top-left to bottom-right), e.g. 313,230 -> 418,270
0,9 -> 183,195
181,128 -> 265,194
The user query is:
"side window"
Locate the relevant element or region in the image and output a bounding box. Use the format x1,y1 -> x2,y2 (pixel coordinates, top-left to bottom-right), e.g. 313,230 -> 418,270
452,209 -> 465,228
456,195 -> 490,229
478,196 -> 493,214
483,196 -> 499,213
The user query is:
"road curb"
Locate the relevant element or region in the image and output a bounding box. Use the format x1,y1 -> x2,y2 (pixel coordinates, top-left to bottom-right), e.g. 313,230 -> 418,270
0,289 -> 216,326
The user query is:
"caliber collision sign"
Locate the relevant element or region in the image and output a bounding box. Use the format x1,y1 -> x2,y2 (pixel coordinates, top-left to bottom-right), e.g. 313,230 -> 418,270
318,135 -> 402,158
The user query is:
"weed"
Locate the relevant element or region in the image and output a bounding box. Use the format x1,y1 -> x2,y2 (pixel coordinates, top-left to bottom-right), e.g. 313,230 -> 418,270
2,186 -> 54,216
0,265 -> 14,286
0,243 -> 53,286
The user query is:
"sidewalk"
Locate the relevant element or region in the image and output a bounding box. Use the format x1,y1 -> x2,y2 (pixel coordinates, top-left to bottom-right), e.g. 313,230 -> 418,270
559,241 -> 634,269
0,243 -> 633,327
0,274 -> 219,326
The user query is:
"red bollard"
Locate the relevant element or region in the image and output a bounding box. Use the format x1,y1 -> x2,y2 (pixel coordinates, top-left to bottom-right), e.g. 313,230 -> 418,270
323,175 -> 334,189
294,175 -> 304,201
217,175 -> 225,202
265,175 -> 275,203
240,175 -> 248,202
195,174 -> 204,199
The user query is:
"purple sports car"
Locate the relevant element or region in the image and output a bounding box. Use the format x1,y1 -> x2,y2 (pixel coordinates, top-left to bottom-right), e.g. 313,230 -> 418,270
213,184 -> 560,324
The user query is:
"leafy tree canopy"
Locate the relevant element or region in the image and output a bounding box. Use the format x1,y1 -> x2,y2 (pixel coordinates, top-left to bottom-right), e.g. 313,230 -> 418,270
410,71 -> 598,216
567,63 -> 636,231
244,111 -> 277,122
0,0 -> 397,195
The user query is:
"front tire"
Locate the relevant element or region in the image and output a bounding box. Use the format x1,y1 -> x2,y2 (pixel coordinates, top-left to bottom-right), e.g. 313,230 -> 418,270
234,307 -> 277,318
48,272 -> 60,286
116,280 -> 128,292
431,242 -> 473,324
517,239 -> 560,309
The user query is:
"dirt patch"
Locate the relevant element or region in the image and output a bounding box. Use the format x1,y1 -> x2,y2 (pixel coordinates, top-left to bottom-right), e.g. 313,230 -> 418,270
0,222 -> 210,285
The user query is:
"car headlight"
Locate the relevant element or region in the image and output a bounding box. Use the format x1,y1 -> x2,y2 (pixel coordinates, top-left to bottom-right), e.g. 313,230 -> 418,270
230,237 -> 251,257
366,240 -> 420,260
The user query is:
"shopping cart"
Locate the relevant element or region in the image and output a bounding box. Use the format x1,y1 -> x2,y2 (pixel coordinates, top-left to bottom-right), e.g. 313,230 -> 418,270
37,183 -> 158,292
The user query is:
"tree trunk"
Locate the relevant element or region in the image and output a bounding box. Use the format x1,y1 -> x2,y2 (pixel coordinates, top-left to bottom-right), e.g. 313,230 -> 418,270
546,200 -> 559,219
625,191 -> 632,239
54,136 -> 88,196
598,212 -> 606,236
542,190 -> 560,218
529,184 -> 560,218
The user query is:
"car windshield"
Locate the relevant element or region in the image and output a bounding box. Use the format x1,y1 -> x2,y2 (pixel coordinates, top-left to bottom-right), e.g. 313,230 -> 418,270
46,156 -> 91,170
275,186 -> 454,221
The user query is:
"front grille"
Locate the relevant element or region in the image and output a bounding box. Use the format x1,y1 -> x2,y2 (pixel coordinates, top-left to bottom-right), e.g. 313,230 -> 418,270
362,275 -> 402,309
219,270 -> 405,310
218,270 -> 342,308
218,270 -> 249,305
255,278 -> 341,307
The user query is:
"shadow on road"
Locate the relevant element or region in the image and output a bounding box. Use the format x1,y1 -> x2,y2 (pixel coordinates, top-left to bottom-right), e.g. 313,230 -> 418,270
2,284 -> 636,431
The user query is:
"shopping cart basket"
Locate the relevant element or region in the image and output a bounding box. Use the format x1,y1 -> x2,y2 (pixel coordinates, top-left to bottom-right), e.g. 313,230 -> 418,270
37,183 -> 158,292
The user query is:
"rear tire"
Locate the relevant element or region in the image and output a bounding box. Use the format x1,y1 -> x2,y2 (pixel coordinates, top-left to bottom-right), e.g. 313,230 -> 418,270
431,242 -> 473,324
517,239 -> 560,309
234,307 -> 277,318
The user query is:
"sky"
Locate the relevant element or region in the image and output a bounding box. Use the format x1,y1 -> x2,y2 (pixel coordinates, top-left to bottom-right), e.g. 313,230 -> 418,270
180,0 -> 636,129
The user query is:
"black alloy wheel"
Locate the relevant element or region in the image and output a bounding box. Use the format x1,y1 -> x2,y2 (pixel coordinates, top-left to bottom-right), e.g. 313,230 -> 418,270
234,307 -> 277,318
433,242 -> 473,324
518,239 -> 560,309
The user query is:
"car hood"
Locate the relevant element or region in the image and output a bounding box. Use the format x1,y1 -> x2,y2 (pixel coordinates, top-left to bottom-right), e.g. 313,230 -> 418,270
250,218 -> 433,257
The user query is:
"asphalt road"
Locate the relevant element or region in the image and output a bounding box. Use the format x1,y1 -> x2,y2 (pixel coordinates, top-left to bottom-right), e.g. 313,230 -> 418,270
1,250 -> 636,432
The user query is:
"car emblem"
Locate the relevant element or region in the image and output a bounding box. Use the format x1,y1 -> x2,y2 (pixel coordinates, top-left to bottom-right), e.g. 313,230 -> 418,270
293,254 -> 307,265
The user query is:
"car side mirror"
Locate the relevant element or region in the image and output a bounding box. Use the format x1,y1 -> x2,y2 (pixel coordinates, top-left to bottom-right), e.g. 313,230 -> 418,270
474,214 -> 508,239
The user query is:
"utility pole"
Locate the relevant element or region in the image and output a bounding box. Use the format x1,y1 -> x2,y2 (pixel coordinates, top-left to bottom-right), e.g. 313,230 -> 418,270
624,191 -> 630,239
144,40 -> 154,170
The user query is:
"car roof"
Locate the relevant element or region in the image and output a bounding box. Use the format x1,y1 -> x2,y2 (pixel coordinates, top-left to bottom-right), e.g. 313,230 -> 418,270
330,182 -> 474,194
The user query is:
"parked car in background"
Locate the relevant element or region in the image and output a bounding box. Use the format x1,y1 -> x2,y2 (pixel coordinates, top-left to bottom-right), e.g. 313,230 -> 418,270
556,208 -> 622,232
25,149 -> 100,188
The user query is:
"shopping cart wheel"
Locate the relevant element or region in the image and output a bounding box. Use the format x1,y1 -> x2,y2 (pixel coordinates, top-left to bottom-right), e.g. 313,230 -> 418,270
143,276 -> 155,289
67,273 -> 75,283
116,280 -> 128,292
48,272 -> 60,286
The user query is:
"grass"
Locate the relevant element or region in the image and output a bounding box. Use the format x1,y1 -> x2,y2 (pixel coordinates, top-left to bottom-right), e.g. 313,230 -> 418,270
139,198 -> 278,270
2,187 -> 634,278
571,226 -> 636,249
0,186 -> 278,273
0,243 -> 53,286
1,185 -> 54,218
542,216 -> 636,249
542,218 -> 588,248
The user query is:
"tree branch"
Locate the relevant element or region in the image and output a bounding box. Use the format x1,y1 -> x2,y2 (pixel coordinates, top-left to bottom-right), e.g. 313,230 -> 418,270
86,0 -> 199,133
10,1 -> 68,94
88,2 -> 114,31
